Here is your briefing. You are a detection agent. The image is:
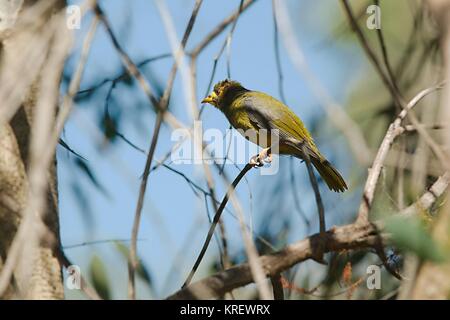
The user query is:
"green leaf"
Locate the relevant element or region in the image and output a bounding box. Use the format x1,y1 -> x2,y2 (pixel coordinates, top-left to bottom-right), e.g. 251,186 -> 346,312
101,112 -> 118,141
114,241 -> 153,287
114,241 -> 129,257
385,216 -> 446,263
74,158 -> 109,197
89,255 -> 111,300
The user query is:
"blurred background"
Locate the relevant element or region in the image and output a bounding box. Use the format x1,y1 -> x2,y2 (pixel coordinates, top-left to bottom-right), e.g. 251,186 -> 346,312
57,0 -> 445,299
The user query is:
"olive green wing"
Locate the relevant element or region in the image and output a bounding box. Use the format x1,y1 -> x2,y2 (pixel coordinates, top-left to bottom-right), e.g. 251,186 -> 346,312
236,91 -> 322,158
232,91 -> 347,192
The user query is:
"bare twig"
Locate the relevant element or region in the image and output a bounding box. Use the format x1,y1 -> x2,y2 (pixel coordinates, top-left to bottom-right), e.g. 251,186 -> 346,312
401,172 -> 450,217
158,0 -> 232,276
289,157 -> 310,229
63,238 -> 146,250
95,0 -> 205,299
169,168 -> 449,299
77,53 -> 171,95
356,84 -> 444,224
190,58 -> 232,272
301,144 -> 325,235
227,172 -> 272,299
274,0 -> 370,165
374,0 -> 402,100
57,250 -> 102,300
270,274 -> 284,300
341,0 -> 450,171
181,0 -> 256,281
190,0 -> 257,58
341,0 -> 402,107
198,0 -> 246,116
404,123 -> 447,132
225,0 -> 244,78
182,162 -> 254,288
409,2 -> 450,298
271,0 -> 286,103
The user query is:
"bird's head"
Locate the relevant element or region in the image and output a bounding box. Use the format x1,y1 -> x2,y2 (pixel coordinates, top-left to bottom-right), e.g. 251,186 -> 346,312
202,79 -> 247,109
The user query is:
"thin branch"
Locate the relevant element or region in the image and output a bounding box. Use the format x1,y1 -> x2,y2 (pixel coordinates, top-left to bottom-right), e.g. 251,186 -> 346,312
401,172 -> 450,217
271,0 -> 286,103
94,0 -> 205,299
225,0 -> 244,78
63,238 -> 146,250
198,0 -> 246,115
190,0 -> 257,58
341,0 -> 402,108
77,53 -> 171,95
301,144 -> 325,235
270,274 -> 284,300
341,0 -> 450,171
356,84 -> 444,224
374,0 -> 402,99
190,49 -> 232,276
186,1 -> 257,282
404,123 -> 447,132
182,162 -> 254,287
95,5 -> 161,107
155,5 -> 229,271
151,155 -> 271,253
169,169 -> 449,299
57,249 -> 102,300
289,157 -> 310,229
274,0 -> 371,165
226,168 -> 272,299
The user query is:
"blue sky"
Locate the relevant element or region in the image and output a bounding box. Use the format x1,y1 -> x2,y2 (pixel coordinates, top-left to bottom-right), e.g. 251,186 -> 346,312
59,0 -> 365,299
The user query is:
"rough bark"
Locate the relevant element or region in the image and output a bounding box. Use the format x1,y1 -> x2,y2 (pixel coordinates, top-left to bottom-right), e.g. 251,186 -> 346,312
0,0 -> 65,299
168,223 -> 381,299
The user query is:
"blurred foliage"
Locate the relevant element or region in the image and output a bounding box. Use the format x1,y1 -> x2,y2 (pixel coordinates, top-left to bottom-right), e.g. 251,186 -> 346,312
74,158 -> 109,197
59,0 -> 449,299
259,0 -> 447,299
70,181 -> 94,229
385,215 -> 447,263
89,255 -> 111,300
114,241 -> 153,291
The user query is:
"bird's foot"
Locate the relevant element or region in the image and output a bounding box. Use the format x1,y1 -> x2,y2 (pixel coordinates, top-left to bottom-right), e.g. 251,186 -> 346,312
249,155 -> 264,167
250,147 -> 272,167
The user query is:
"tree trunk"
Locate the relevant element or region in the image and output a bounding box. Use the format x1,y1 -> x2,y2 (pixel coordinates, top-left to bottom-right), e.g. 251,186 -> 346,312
0,0 -> 65,299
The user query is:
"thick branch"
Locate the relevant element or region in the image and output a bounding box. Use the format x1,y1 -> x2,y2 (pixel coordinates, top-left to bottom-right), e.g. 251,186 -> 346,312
169,168 -> 449,300
169,222 -> 380,300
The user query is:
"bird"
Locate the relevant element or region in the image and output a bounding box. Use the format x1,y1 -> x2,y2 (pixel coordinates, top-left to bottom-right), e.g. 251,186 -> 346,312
202,79 -> 348,192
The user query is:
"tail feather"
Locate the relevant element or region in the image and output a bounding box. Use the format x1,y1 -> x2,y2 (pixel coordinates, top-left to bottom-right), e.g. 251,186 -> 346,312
311,158 -> 347,193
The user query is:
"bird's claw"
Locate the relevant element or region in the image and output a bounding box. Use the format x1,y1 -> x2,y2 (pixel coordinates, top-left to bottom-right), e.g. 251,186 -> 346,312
250,148 -> 272,168
250,155 -> 264,167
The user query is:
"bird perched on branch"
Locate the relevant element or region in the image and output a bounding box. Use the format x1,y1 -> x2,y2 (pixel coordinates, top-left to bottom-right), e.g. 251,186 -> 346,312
202,79 -> 347,192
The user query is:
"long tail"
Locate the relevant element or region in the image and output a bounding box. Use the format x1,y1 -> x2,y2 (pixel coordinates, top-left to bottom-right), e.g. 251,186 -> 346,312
311,158 -> 348,192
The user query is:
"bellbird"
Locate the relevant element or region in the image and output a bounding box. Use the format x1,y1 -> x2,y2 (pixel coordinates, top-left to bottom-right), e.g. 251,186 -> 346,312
202,79 -> 347,192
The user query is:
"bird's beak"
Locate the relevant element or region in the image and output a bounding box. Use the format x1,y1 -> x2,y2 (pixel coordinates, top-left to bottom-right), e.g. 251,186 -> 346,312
201,92 -> 217,105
